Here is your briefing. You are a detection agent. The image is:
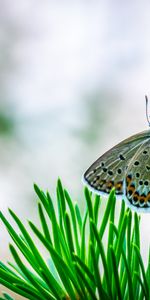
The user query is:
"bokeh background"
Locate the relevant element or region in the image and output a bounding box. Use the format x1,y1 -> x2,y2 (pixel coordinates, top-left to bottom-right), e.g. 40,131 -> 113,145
0,0 -> 150,297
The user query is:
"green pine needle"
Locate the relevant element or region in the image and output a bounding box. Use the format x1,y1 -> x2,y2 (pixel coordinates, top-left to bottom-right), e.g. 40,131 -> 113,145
0,180 -> 149,300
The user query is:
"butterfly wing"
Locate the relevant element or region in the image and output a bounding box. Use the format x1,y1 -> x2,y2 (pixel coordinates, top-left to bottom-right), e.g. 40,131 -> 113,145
84,129 -> 150,196
125,138 -> 150,210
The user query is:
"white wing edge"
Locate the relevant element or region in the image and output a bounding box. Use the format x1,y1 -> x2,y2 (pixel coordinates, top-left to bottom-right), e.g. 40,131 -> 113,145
82,173 -> 150,213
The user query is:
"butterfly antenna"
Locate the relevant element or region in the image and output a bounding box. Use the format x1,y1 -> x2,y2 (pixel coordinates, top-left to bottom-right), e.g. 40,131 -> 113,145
145,95 -> 150,127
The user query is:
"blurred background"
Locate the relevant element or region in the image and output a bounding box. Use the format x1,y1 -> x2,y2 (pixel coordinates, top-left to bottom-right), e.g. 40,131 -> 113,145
0,0 -> 150,297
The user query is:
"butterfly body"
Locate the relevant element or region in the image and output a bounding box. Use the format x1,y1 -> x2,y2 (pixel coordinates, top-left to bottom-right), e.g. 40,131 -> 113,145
83,129 -> 150,212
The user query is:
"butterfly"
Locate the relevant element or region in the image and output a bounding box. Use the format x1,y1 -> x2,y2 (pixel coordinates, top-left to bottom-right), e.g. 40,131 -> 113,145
83,96 -> 150,212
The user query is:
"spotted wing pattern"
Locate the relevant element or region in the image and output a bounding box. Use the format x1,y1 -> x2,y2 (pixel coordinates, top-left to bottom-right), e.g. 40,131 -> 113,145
125,139 -> 150,209
84,130 -> 150,197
